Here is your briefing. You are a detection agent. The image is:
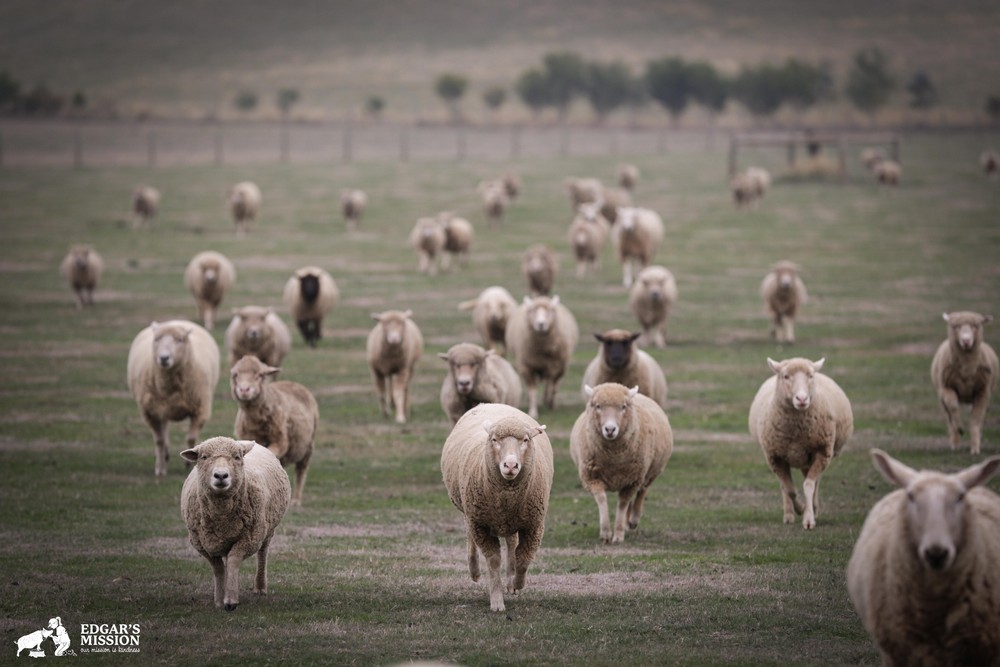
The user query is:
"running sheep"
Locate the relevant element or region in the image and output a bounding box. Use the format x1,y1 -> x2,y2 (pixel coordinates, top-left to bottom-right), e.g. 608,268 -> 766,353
229,181 -> 262,236
458,286 -> 517,355
874,160 -> 902,188
522,244 -> 558,296
60,244 -> 103,308
581,329 -> 667,408
439,212 -> 474,270
132,185 -> 161,229
567,202 -> 610,278
341,188 -> 368,231
410,217 -> 446,275
184,250 -> 236,331
613,206 -> 663,287
505,295 -> 579,419
617,163 -> 640,192
439,343 -> 522,425
282,266 -> 339,348
477,180 -> 509,227
628,265 -> 678,348
224,306 -> 292,368
367,309 -> 424,424
761,261 -> 807,344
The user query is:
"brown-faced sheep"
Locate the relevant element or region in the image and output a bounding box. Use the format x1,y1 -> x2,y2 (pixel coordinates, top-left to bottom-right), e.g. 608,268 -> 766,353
224,306 -> 292,368
613,206 -> 663,287
132,185 -> 161,229
410,217 -> 446,275
477,180 -> 509,227
60,244 -> 103,308
581,330 -> 667,408
522,244 -> 558,296
567,202 -> 610,278
283,266 -> 339,348
439,343 -> 522,425
184,250 -> 236,331
628,265 -> 678,348
341,188 -> 368,230
439,212 -> 474,270
761,261 -> 808,344
458,286 -> 518,355
229,181 -> 261,236
505,295 -> 579,419
367,310 -> 424,424
618,163 -> 640,192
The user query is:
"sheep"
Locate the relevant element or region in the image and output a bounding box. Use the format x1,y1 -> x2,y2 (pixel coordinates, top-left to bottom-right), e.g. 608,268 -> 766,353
859,147 -> 885,171
180,437 -> 290,611
132,185 -> 161,229
224,306 -> 292,368
567,202 -> 610,278
457,286 -> 517,355
477,179 -> 509,227
439,212 -> 474,270
931,311 -> 998,455
505,295 -> 579,419
410,217 -> 446,275
340,188 -> 368,231
847,449 -> 1000,666
522,244 -> 558,296
231,355 -> 318,506
367,309 -> 424,424
59,244 -> 103,308
184,250 -> 236,331
282,266 -> 339,348
617,163 -> 640,192
613,206 -> 663,287
874,159 -> 902,188
126,320 -> 220,477
502,170 -> 522,201
981,149 -> 999,178
628,265 -> 678,348
760,260 -> 808,344
730,172 -> 756,208
598,186 -> 632,225
748,357 -> 854,530
581,329 -> 667,408
440,403 -> 553,612
746,166 -> 771,199
565,177 -> 603,211
439,342 -> 523,425
229,181 -> 262,236
570,383 -> 673,544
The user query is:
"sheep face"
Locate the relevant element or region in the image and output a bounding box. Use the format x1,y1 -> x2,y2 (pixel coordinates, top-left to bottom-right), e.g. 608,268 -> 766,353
298,274 -> 321,304
482,418 -> 546,481
637,270 -> 669,303
373,310 -> 412,346
595,330 -> 641,370
584,384 -> 639,440
440,345 -> 490,395
773,264 -> 799,291
234,308 -> 271,344
151,322 -> 192,369
181,437 -> 255,497
230,355 -> 280,403
524,296 -> 559,334
768,357 -> 825,411
616,207 -> 638,231
485,297 -> 512,327
944,311 -> 992,353
200,259 -> 220,286
70,245 -> 92,270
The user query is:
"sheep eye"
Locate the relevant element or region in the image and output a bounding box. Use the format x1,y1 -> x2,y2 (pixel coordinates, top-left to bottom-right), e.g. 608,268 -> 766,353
906,491 -> 915,502
200,454 -> 208,460
957,491 -> 966,503
782,374 -> 790,380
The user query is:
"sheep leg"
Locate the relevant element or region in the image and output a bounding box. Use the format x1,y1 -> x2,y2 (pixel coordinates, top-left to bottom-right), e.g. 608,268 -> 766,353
147,417 -> 169,477
801,455 -> 830,530
770,460 -> 804,523
654,324 -> 666,348
203,305 -> 215,331
512,528 -> 541,592
783,316 -> 796,344
292,451 -> 310,506
466,526 -> 480,582
392,369 -> 410,424
504,533 -> 519,593
590,485 -> 613,544
254,539 -> 269,595
526,377 -> 539,419
938,387 -> 965,448
968,392 -> 990,455
371,371 -> 389,417
223,551 -> 244,611
770,314 -> 782,341
74,288 -> 85,309
209,556 -> 226,608
473,526 -> 505,612
627,485 -> 649,530
613,486 -> 637,543
543,373 -> 562,410
622,260 -> 634,288
441,252 -> 452,271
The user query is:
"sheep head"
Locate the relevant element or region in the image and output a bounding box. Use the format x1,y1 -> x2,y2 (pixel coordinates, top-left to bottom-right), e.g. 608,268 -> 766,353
372,310 -> 413,346
943,311 -> 992,353
150,321 -> 193,370
595,329 -> 641,370
767,357 -> 825,411
482,417 -> 546,481
70,245 -> 93,269
297,273 -> 321,304
439,343 -> 490,395
584,383 -> 639,441
232,306 -> 272,344
523,295 -> 559,334
181,437 -> 256,497
200,258 -> 221,285
771,261 -> 800,290
230,355 -> 280,403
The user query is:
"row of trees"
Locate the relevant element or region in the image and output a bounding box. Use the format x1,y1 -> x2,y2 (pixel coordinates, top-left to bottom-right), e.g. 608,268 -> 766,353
0,70 -> 86,116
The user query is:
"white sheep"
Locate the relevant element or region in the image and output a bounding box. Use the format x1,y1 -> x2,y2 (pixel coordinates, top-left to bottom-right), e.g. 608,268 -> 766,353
180,437 -> 290,611
748,357 -> 854,529
730,172 -> 756,208
745,166 -> 771,199
504,295 -> 579,419
760,260 -> 808,344
282,266 -> 339,348
567,202 -> 610,278
859,147 -> 885,171
565,177 -> 603,211
132,185 -> 160,229
931,311 -> 998,455
440,403 -> 553,612
60,244 -> 103,308
570,383 -> 673,544
617,163 -> 640,192
981,149 -> 999,178
224,306 -> 292,368
457,286 -> 517,355
184,250 -> 236,331
410,217 -> 446,275
598,186 -> 632,225
581,329 -> 667,408
613,206 -> 663,287
229,181 -> 262,236
477,180 -> 509,227
126,320 -> 220,477
522,244 -> 558,296
847,449 -> 1000,666
367,309 -> 424,424
628,265 -> 678,348
439,342 -> 523,425
874,159 -> 902,188
231,354 -> 318,506
502,171 -> 522,201
340,188 -> 368,231
439,212 -> 474,270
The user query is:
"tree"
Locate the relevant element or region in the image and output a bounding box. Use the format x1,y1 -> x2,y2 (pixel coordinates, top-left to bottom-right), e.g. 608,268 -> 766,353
276,88 -> 301,117
582,60 -> 633,122
515,68 -> 550,120
732,63 -> 787,120
845,47 -> 895,119
234,89 -> 258,114
365,95 -> 385,120
434,73 -> 468,123
906,71 -> 937,110
482,86 -> 507,117
645,57 -> 692,126
686,60 -> 728,116
781,58 -> 834,112
21,84 -> 62,116
541,51 -> 587,121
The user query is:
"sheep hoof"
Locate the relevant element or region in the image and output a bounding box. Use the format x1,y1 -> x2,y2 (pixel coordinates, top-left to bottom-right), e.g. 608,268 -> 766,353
783,513 -> 795,524
224,603 -> 238,612
802,518 -> 816,530
628,520 -> 639,530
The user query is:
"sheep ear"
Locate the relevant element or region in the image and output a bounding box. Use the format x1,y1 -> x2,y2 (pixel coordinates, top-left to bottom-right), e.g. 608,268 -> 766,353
956,456 -> 1000,491
481,419 -> 493,435
628,386 -> 639,398
982,315 -> 993,325
263,365 -> 281,376
437,352 -> 450,361
182,327 -> 193,340
371,312 -> 383,322
550,295 -> 560,307
871,449 -> 917,488
150,321 -> 160,333
812,358 -> 825,372
584,384 -> 594,397
180,448 -> 199,462
767,358 -> 782,374
237,440 -> 256,455
593,332 -> 605,343
942,313 -> 951,323
530,425 -> 547,439
402,309 -> 413,319
628,332 -> 642,344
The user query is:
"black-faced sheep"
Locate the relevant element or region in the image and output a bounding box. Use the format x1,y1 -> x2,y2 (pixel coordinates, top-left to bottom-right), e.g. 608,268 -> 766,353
132,185 -> 160,229
458,286 -> 517,355
522,244 -> 558,296
410,217 -> 446,275
613,206 -> 663,287
439,343 -> 523,425
628,265 -> 678,348
224,306 -> 292,368
229,181 -> 261,236
761,261 -> 807,344
282,266 -> 339,348
60,244 -> 103,308
341,188 -> 368,231
184,250 -> 236,331
581,329 -> 667,408
366,310 -> 423,424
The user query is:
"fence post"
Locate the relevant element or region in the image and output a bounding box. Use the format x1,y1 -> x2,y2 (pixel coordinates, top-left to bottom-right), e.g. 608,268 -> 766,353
727,135 -> 738,177
656,127 -> 667,154
837,136 -> 847,184
147,130 -> 156,167
399,125 -> 409,162
73,127 -> 83,168
456,125 -> 465,161
510,126 -> 520,160
279,123 -> 290,164
214,126 -> 223,166
559,125 -> 569,157
342,122 -> 353,162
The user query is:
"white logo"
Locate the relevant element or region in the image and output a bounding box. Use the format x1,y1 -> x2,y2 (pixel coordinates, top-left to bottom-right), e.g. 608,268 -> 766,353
14,616 -> 75,658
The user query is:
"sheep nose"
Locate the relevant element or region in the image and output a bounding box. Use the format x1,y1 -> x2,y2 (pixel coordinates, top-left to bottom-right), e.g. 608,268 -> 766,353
794,395 -> 810,409
602,424 -> 619,439
457,380 -> 472,392
248,329 -> 260,339
213,471 -> 229,483
922,545 -> 951,570
157,355 -> 171,366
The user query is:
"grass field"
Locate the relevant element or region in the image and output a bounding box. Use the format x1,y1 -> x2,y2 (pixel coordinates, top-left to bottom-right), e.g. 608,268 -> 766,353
1,133 -> 999,665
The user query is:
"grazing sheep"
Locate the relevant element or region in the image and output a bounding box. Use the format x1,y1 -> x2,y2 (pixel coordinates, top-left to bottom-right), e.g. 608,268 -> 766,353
748,357 -> 854,530
598,186 -> 632,225
224,306 -> 292,368
570,383 -> 673,544
565,177 -> 603,211
127,320 -> 220,477
410,217 -> 446,275
981,149 -> 999,178
440,403 -> 553,612
847,449 -> 1000,666
628,265 -> 678,348
229,181 -> 261,236
613,206 -> 663,287
477,180 -> 509,227
859,147 -> 885,171
931,311 -> 998,455
132,185 -> 161,229
761,261 -> 808,344
746,166 -> 771,199
502,171 -> 522,201
184,250 -> 236,331
522,244 -> 558,296
617,163 -> 640,192
60,244 -> 103,308
367,310 -> 424,424
458,286 -> 517,355
340,188 -> 368,231
581,329 -> 667,408
505,295 -> 579,419
439,212 -> 474,270
567,202 -> 610,278
282,266 -> 339,348
874,159 -> 902,188
231,355 -> 318,506
439,343 -> 523,425
180,437 -> 290,611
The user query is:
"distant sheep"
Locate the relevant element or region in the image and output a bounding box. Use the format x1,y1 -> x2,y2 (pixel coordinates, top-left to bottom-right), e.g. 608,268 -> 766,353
439,342 -> 522,425
439,212 -> 474,270
522,244 -> 558,296
746,167 -> 771,198
874,160 -> 901,188
502,171 -> 522,200
410,217 -> 446,275
477,180 -> 509,226
229,181 -> 262,236
341,188 -> 368,231
132,185 -> 161,229
859,147 -> 885,171
598,186 -> 632,225
458,286 -> 517,355
565,177 -> 603,211
628,265 -> 678,348
617,163 -> 640,192
761,261 -> 807,344
60,244 -> 103,308
613,206 -> 663,287
567,202 -> 610,278
282,266 -> 339,348
184,250 -> 236,330
581,329 -> 667,408
367,310 -> 424,424
224,306 -> 292,368
731,167 -> 770,208
505,295 -> 579,419
981,149 -> 999,178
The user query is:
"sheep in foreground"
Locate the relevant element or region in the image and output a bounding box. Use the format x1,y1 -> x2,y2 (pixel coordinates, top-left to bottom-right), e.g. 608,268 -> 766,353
477,180 -> 509,227
931,311 -> 998,455
568,202 -> 610,277
439,212 -> 474,270
847,449 -> 1000,666
581,330 -> 667,408
439,343 -> 522,425
874,160 -> 902,188
340,188 -> 368,231
184,250 -> 236,330
748,357 -> 853,529
180,437 -> 290,611
628,265 -> 678,348
229,181 -> 261,236
617,163 -> 640,192
522,244 -> 558,296
231,355 -> 318,506
505,295 -> 579,419
761,260 -> 808,344
458,286 -> 517,355
127,320 -> 220,477
224,306 -> 292,368
367,310 -> 423,424
410,217 -> 446,275
441,403 -> 553,612
981,149 -> 999,178
570,383 -> 673,544
60,244 -> 103,308
282,266 -> 339,348
565,177 -> 603,211
613,206 -> 663,287
132,185 -> 161,229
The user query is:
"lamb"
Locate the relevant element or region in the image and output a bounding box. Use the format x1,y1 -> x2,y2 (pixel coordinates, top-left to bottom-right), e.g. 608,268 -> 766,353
581,329 -> 667,408
440,403 -> 553,612
457,286 -> 517,355
184,250 -> 236,331
981,149 -> 999,178
477,180 -> 509,227
628,265 -> 678,348
502,170 -> 522,201
229,181 -> 262,236
282,266 -> 339,348
439,212 -> 474,270
567,202 -> 610,277
522,244 -> 558,296
366,310 -> 424,424
565,177 -> 603,211
224,306 -> 292,367
504,295 -> 579,419
760,260 -> 808,344
132,185 -> 161,229
410,217 -> 446,275
859,147 -> 885,171
617,163 -> 640,192
931,311 -> 998,455
874,159 -> 902,187
570,383 -> 673,544
340,188 -> 367,231
748,357 -> 854,529
126,320 -> 220,477
613,206 -> 664,287
231,355 -> 318,506
180,437 -> 291,611
60,244 -> 103,308
439,343 -> 523,425
847,449 -> 1000,666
